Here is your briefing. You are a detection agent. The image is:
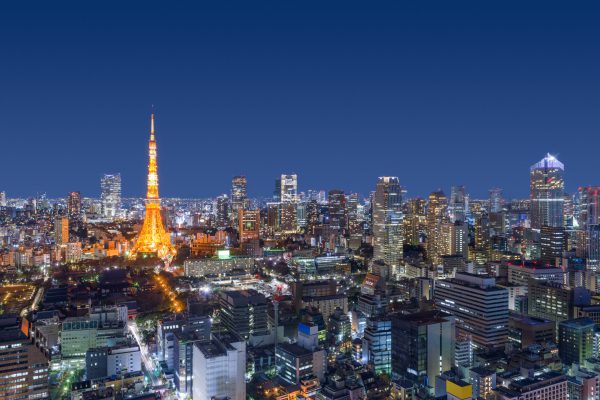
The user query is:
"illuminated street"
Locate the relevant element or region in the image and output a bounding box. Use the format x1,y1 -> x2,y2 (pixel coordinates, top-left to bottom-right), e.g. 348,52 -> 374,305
129,319 -> 162,388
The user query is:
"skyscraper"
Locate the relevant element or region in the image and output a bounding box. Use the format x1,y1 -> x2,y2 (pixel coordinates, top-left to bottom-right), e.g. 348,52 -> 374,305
403,198 -> 426,246
347,193 -> 361,235
372,177 -> 403,268
0,191 -> 6,207
275,174 -> 298,203
327,189 -> 347,232
540,225 -> 566,266
473,209 -> 491,262
446,221 -> 469,259
215,195 -> 230,228
130,114 -> 175,262
449,185 -> 467,223
578,187 -> 600,231
305,200 -> 319,235
100,173 -> 121,219
588,225 -> 600,270
530,154 -> 565,230
54,215 -> 69,245
426,190 -> 448,265
280,203 -> 298,233
67,191 -> 82,218
489,187 -> 503,213
275,174 -> 298,233
231,176 -> 247,217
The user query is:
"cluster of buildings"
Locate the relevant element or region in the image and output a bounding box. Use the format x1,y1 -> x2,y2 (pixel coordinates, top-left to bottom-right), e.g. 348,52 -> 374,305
3,115 -> 600,400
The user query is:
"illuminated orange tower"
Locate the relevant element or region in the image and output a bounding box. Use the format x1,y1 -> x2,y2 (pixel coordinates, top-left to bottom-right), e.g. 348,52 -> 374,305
130,114 -> 176,262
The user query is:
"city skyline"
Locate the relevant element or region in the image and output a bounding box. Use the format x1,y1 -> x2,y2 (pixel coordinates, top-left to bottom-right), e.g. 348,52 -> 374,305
0,145 -> 582,201
4,2 -> 600,399
0,151 -> 577,201
2,2 -> 599,198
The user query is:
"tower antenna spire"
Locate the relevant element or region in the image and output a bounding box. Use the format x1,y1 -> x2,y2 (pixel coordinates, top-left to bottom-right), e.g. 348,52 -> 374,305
150,105 -> 155,141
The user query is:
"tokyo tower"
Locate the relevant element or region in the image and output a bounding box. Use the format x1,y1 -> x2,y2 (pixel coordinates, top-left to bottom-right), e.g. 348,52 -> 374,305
130,114 -> 176,263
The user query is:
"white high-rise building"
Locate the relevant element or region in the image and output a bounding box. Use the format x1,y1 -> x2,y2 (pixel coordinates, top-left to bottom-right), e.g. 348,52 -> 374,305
373,177 -> 403,268
276,174 -> 298,203
434,272 -> 509,350
530,154 -> 564,230
489,187 -> 503,213
192,332 -> 246,400
100,173 -> 121,219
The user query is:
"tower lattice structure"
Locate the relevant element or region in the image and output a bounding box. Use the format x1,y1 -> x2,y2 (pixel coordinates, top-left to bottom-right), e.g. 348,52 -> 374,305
130,114 -> 176,262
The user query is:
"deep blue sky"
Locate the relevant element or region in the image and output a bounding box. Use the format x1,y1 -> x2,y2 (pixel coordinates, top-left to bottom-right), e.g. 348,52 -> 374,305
1,1 -> 599,199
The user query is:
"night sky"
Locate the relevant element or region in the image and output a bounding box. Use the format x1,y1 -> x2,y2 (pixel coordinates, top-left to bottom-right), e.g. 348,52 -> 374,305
2,1 -> 599,199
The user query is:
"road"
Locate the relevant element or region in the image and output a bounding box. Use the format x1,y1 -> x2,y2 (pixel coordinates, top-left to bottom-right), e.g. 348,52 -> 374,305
128,319 -> 163,388
20,285 -> 44,317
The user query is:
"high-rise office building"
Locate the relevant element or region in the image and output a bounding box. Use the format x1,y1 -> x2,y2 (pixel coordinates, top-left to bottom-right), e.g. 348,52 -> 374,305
192,331 -> 246,400
530,154 -> 565,230
588,225 -> 600,270
441,221 -> 469,259
0,191 -> 5,207
508,314 -> 555,350
451,222 -> 469,259
426,190 -> 448,265
238,209 -> 260,241
449,185 -> 467,223
435,273 -> 509,350
577,187 -> 600,231
540,225 -> 566,266
276,342 -> 318,385
305,200 -> 319,235
67,191 -> 81,218
328,189 -> 347,232
404,198 -> 426,246
218,290 -> 269,339
391,310 -> 455,389
558,318 -> 595,366
54,215 -> 69,245
489,188 -> 503,213
0,316 -> 49,399
527,280 -> 589,326
328,308 -> 352,348
215,195 -> 230,228
279,202 -> 298,233
362,317 -> 392,375
296,201 -> 307,228
347,193 -> 361,235
274,175 -> 298,233
275,174 -> 298,203
100,173 -> 121,219
372,177 -> 403,268
577,187 -> 600,267
473,209 -> 491,263
276,323 -> 326,385
231,176 -> 247,217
